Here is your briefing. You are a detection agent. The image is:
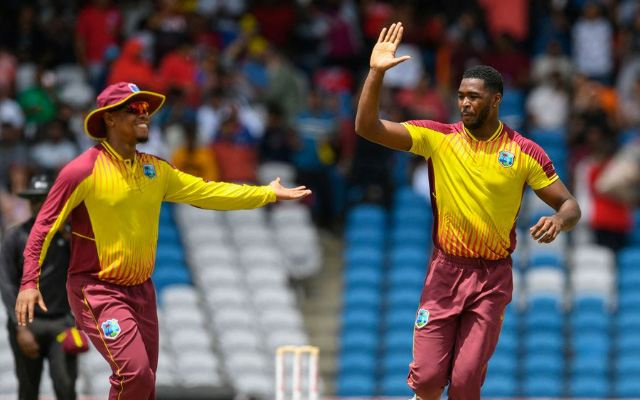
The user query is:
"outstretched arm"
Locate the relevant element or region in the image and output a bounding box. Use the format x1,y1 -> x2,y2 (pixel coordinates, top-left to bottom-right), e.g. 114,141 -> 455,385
270,178 -> 312,200
530,180 -> 581,243
355,22 -> 413,151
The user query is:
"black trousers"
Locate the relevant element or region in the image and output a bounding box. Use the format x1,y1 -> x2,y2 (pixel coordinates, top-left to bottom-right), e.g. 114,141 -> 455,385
7,317 -> 78,400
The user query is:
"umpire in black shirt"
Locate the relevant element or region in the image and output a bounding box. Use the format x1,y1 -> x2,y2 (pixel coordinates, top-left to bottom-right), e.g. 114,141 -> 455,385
0,174 -> 78,400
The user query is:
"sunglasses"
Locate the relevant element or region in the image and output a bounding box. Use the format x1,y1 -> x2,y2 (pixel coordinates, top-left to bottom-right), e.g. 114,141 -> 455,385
111,101 -> 150,116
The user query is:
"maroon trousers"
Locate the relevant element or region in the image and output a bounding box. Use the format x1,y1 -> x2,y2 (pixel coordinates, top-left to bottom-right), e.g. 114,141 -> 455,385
408,248 -> 512,400
67,276 -> 158,400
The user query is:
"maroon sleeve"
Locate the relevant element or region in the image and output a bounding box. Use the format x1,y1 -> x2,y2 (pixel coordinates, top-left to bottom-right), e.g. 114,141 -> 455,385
20,149 -> 97,291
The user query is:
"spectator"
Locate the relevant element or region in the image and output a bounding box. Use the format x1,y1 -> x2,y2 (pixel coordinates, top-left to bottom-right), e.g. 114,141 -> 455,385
17,68 -> 57,126
0,164 -> 30,233
147,0 -> 188,63
531,39 -> 573,85
171,121 -> 219,182
106,38 -> 157,91
157,38 -> 199,105
526,70 -> 571,130
260,103 -> 296,163
75,0 -> 123,90
572,1 -> 614,84
211,106 -> 258,183
396,73 -> 450,122
29,120 -> 79,174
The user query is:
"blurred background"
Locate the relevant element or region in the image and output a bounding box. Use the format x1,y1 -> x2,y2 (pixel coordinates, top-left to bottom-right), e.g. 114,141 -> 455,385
1,0 -> 640,398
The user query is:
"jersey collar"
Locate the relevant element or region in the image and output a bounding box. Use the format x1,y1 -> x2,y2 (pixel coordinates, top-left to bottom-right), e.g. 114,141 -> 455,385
463,121 -> 504,142
102,141 -> 139,166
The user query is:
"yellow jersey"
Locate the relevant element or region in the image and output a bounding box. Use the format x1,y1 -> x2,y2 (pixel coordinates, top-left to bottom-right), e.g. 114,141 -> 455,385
404,120 -> 558,260
21,142 -> 275,289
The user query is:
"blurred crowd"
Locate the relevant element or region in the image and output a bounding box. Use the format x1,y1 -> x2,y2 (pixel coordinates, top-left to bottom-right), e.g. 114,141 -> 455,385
0,0 -> 639,248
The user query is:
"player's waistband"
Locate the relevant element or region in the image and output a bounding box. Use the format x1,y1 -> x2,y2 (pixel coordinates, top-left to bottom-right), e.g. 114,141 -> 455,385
432,247 -> 512,269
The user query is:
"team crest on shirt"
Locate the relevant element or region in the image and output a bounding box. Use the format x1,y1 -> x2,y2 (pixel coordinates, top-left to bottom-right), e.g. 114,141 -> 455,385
101,319 -> 121,339
415,309 -> 430,329
143,164 -> 157,179
498,151 -> 515,168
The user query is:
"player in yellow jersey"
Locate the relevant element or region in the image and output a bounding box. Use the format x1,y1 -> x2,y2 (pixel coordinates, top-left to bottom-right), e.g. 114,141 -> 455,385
355,23 -> 581,400
14,82 -> 311,400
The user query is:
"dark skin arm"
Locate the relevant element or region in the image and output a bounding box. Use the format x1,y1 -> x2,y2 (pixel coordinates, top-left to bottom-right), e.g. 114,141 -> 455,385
530,180 -> 581,243
355,22 -> 413,151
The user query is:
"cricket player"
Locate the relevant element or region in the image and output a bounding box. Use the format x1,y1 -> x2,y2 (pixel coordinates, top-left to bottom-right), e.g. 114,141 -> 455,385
355,23 -> 581,399
14,82 -> 311,400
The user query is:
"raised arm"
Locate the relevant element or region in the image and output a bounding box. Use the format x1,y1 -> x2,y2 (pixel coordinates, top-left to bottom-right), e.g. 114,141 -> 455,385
355,22 -> 413,151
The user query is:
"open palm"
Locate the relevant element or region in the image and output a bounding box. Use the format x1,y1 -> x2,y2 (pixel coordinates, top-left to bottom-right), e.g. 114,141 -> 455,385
370,22 -> 411,72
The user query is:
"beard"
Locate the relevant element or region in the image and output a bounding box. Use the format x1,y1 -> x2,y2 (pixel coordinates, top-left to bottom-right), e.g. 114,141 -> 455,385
136,135 -> 149,144
463,104 -> 490,130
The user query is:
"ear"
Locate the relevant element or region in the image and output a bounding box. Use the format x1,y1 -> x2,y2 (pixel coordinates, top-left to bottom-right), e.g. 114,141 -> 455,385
493,93 -> 502,108
103,112 -> 114,127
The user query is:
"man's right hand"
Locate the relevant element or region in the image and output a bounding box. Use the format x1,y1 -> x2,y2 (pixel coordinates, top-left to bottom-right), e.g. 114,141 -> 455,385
16,325 -> 40,359
370,22 -> 411,72
15,289 -> 47,326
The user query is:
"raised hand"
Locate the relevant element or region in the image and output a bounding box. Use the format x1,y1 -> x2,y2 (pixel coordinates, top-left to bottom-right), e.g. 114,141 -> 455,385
269,177 -> 312,200
370,22 -> 411,72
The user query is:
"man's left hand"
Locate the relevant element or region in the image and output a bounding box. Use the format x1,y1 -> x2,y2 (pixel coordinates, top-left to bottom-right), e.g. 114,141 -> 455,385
530,215 -> 562,243
269,177 -> 312,200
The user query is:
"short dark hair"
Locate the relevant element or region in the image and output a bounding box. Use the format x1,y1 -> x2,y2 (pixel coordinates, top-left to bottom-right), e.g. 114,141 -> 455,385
462,65 -> 504,95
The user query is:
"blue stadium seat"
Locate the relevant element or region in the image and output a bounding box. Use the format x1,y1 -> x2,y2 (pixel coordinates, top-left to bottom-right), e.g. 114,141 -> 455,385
341,307 -> 380,331
617,310 -> 640,331
380,373 -> 414,397
155,244 -> 185,264
387,265 -> 426,291
338,351 -> 377,375
571,310 -> 610,333
528,249 -> 565,269
615,354 -> 640,379
152,267 -> 191,292
527,293 -> 562,313
344,265 -> 383,290
616,376 -> 640,398
386,287 -> 422,310
618,246 -> 640,272
616,331 -> 640,354
524,353 -> 564,376
393,186 -> 429,208
573,293 -> 608,313
523,310 -> 563,332
391,207 -> 433,230
346,204 -> 387,230
157,226 -> 180,243
570,354 -> 609,376
159,203 -> 174,225
336,372 -> 376,397
381,349 -> 413,375
482,374 -> 517,398
487,353 -> 517,375
573,332 -> 611,358
344,245 -> 384,269
494,331 -> 518,354
383,329 -> 414,352
345,226 -> 386,247
340,329 -> 378,353
523,374 -> 563,398
500,312 -> 518,336
523,331 -> 563,355
618,291 -> 640,312
569,375 -> 609,398
384,306 -> 418,332
343,287 -> 382,309
390,225 -> 431,249
528,127 -> 566,148
620,269 -> 640,292
389,246 -> 429,269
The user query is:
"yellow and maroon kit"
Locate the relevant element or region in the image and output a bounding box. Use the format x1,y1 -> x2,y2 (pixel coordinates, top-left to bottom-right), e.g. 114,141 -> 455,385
20,141 -> 275,290
402,120 -> 557,400
19,142 -> 275,400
